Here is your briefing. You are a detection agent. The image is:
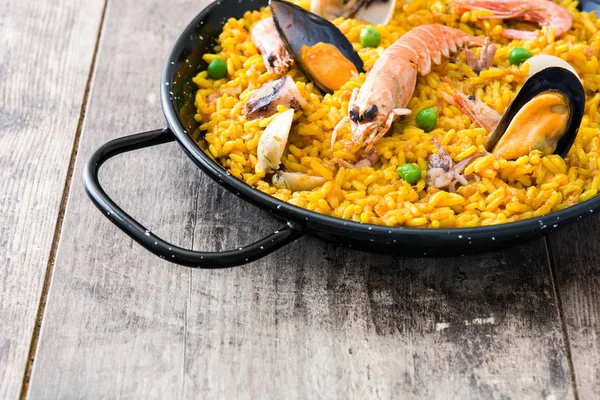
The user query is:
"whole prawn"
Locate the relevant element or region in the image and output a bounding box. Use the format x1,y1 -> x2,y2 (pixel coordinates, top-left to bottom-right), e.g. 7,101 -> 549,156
332,24 -> 485,154
450,0 -> 573,40
251,18 -> 293,75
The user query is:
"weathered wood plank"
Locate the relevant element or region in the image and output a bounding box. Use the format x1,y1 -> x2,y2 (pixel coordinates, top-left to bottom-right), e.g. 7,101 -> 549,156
26,0 -> 207,397
29,0 -> 574,398
0,0 -> 105,398
547,214 -> 600,399
181,204 -> 572,398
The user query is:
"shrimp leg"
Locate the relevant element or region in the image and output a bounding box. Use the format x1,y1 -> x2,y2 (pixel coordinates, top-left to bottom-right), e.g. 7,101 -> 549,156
364,108 -> 412,152
440,79 -> 501,133
331,88 -> 359,151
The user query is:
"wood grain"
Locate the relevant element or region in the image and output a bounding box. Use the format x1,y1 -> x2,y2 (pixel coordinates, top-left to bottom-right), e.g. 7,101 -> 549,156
182,201 -> 572,398
547,213 -> 600,399
26,0 -> 205,397
27,0 -> 577,398
0,0 -> 105,398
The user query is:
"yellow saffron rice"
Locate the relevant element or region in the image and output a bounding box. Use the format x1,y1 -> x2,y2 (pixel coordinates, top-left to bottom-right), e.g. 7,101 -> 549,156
193,0 -> 600,228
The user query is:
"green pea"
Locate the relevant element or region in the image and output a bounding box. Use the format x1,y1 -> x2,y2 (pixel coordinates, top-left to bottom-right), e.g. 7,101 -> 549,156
416,107 -> 438,132
397,164 -> 422,185
207,58 -> 227,79
360,27 -> 381,48
509,47 -> 532,66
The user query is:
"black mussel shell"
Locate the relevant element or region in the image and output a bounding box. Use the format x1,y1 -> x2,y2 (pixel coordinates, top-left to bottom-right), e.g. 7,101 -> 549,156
486,67 -> 585,158
270,0 -> 364,92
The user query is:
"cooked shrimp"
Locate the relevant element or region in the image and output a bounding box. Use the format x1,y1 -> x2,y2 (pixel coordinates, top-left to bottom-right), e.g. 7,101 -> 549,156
439,80 -> 501,132
450,0 -> 573,40
251,18 -> 293,75
332,24 -> 485,154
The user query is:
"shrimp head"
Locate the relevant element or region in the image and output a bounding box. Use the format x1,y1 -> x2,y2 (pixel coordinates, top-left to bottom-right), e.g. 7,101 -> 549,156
333,55 -> 416,154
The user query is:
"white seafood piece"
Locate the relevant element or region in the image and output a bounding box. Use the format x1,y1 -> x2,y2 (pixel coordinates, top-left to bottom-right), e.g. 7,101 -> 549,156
245,76 -> 306,120
525,55 -> 579,80
272,171 -> 327,191
256,109 -> 295,173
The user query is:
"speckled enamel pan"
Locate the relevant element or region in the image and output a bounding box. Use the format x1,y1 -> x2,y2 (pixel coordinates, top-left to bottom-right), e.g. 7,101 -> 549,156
82,0 -> 600,268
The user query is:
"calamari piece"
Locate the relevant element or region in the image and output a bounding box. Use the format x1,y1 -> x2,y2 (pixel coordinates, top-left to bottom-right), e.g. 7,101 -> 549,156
426,139 -> 487,192
256,109 -> 295,173
251,18 -> 293,75
245,76 -> 307,121
464,38 -> 496,74
272,171 -> 327,191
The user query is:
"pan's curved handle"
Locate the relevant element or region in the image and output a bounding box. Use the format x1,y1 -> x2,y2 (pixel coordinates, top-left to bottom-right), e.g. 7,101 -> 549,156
82,128 -> 306,268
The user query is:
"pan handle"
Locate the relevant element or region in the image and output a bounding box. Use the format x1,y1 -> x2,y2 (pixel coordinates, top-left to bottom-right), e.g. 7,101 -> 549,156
82,128 -> 306,268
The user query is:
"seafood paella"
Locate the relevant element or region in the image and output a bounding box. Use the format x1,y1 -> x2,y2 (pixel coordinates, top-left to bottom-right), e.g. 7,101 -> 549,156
192,0 -> 600,228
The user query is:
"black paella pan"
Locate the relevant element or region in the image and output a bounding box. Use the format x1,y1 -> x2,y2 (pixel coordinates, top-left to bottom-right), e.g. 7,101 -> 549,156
83,0 -> 600,268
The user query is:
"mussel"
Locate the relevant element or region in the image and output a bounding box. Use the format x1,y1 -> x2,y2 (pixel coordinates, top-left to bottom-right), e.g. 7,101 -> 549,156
486,66 -> 585,159
270,0 -> 364,93
310,0 -> 396,25
352,0 -> 396,25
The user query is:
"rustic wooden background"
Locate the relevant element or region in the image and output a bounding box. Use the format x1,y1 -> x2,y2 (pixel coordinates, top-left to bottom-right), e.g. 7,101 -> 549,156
1,0 -> 599,398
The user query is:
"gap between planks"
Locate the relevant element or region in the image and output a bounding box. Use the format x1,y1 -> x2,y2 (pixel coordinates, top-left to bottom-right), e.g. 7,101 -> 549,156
18,1 -> 110,398
544,237 -> 579,400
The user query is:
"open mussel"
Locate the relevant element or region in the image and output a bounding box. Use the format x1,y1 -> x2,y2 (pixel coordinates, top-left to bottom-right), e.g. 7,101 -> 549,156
310,0 -> 396,25
486,66 -> 585,159
270,0 -> 364,93
353,0 -> 396,25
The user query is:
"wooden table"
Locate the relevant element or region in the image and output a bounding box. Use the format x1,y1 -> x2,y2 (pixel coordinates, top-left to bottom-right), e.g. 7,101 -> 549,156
2,0 -> 599,398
